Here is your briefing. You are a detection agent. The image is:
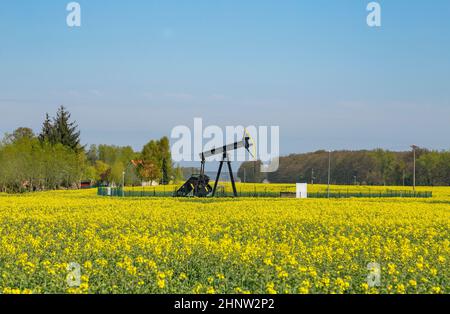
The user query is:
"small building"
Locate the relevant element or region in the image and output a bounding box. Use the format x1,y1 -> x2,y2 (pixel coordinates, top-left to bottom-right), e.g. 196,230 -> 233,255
80,180 -> 93,189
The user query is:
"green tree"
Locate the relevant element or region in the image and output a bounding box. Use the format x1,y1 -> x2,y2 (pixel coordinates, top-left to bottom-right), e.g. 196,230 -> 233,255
371,149 -> 396,185
94,160 -> 111,183
87,144 -> 98,164
133,160 -> 159,184
0,133 -> 85,193
141,140 -> 162,182
173,165 -> 184,183
52,106 -> 81,152
159,137 -> 172,184
12,127 -> 35,142
418,152 -> 441,185
83,165 -> 97,182
110,161 -> 125,186
3,127 -> 35,144
38,113 -> 54,144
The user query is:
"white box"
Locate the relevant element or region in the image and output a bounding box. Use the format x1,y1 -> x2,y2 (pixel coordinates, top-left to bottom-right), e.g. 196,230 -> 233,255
296,183 -> 308,198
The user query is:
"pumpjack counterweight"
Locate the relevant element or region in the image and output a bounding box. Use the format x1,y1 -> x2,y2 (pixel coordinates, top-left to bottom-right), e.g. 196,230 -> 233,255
175,133 -> 253,197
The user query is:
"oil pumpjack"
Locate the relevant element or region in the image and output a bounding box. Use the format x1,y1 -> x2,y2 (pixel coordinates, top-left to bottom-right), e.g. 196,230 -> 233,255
175,131 -> 254,197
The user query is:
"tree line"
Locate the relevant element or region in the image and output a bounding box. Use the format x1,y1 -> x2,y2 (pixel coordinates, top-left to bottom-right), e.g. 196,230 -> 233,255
238,148 -> 450,186
0,106 -> 182,193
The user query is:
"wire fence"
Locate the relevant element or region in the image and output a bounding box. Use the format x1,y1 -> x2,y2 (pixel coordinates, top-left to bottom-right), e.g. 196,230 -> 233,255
97,187 -> 432,199
307,191 -> 432,198
97,187 -> 176,197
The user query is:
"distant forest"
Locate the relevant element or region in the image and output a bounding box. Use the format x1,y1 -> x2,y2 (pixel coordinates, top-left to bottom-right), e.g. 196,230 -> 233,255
238,149 -> 450,186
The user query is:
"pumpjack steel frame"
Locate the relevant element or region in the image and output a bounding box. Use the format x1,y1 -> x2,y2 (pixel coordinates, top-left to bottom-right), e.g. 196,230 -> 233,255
201,151 -> 238,197
176,132 -> 253,197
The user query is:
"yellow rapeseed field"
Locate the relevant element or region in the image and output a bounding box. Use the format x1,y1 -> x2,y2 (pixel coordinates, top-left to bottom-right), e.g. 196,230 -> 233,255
0,185 -> 448,294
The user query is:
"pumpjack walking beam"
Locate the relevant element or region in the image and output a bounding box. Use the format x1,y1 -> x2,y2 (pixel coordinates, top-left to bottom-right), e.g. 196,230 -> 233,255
176,130 -> 254,198
204,132 -> 253,197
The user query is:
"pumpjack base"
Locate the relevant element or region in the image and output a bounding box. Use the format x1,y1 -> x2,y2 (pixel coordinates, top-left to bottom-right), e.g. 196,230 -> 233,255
174,174 -> 212,197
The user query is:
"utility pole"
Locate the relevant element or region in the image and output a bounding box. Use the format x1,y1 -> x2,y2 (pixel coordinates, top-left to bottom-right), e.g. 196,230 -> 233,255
121,161 -> 134,197
327,150 -> 331,198
122,171 -> 125,197
411,145 -> 418,191
311,168 -> 314,185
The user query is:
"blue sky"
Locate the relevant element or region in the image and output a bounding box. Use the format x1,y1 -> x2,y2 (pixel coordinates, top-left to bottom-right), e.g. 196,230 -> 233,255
1,0 -> 449,155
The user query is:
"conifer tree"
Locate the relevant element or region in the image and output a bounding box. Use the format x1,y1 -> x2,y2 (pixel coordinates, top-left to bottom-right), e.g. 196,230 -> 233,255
52,106 -> 81,152
38,113 -> 54,144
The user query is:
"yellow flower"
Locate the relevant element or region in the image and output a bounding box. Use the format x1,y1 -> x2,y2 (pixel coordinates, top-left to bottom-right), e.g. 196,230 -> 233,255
157,279 -> 165,289
387,263 -> 396,275
277,270 -> 288,279
126,265 -> 137,276
299,266 -> 308,272
266,282 -> 277,294
157,272 -> 166,279
432,286 -> 441,294
147,260 -> 157,270
0,185 -> 448,294
264,258 -> 273,266
136,256 -> 145,264
179,272 -> 188,280
298,287 -> 309,294
396,284 -> 405,294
